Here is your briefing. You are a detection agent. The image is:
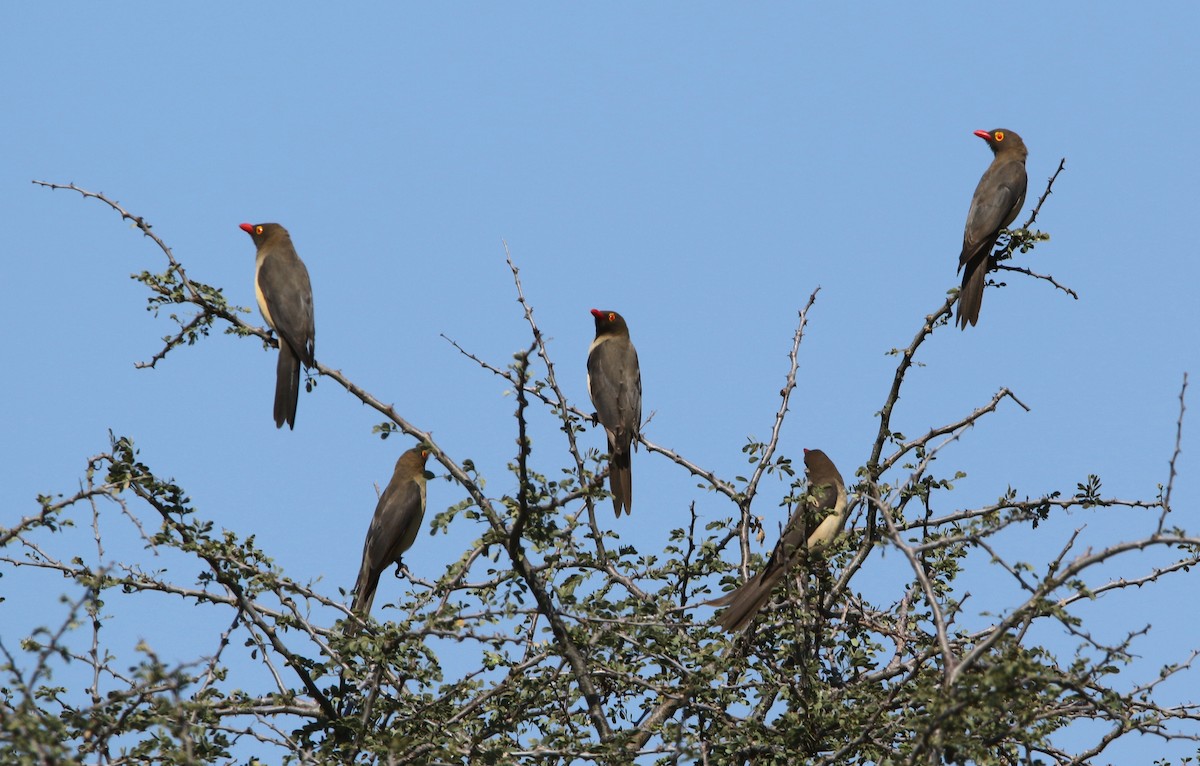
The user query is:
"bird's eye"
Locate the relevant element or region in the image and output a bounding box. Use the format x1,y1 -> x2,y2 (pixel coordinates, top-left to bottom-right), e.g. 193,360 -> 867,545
255,225 -> 264,235
608,313 -> 616,322
994,131 -> 1005,142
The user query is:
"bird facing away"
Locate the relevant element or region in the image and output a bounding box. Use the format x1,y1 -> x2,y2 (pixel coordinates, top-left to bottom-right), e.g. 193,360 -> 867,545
712,448 -> 848,632
587,308 -> 642,516
956,128 -> 1029,329
352,446 -> 432,618
239,222 -> 316,429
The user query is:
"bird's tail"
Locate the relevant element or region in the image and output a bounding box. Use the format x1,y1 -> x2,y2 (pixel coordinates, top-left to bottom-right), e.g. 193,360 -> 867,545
275,342 -> 301,429
350,565 -> 379,624
956,256 -> 987,329
609,436 -> 633,516
710,572 -> 777,632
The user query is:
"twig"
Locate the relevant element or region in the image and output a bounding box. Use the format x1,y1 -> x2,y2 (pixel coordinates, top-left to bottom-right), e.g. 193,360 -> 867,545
1022,158 -> 1066,229
508,342 -> 538,552
1160,372 -> 1187,533
742,290 -> 820,506
991,264 -> 1079,299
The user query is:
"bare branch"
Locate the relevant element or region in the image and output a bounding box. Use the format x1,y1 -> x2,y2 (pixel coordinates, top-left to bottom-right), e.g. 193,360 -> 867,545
991,262 -> 1079,298
1160,371 -> 1187,532
1023,158 -> 1067,229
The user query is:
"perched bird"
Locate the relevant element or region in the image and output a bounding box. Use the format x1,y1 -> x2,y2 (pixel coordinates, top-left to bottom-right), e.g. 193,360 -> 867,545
239,222 -> 316,429
352,446 -> 432,618
587,308 -> 642,516
712,449 -> 848,632
956,128 -> 1028,329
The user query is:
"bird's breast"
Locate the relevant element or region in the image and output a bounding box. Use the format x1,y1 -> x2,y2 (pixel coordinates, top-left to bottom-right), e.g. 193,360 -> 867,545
253,256 -> 276,330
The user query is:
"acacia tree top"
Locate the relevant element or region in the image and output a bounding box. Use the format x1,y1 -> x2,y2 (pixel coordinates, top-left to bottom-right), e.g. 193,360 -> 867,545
4,178 -> 1199,765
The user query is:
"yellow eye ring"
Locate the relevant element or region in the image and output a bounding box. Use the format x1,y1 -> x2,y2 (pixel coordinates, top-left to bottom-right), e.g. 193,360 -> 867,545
994,131 -> 1005,142
255,225 -> 264,235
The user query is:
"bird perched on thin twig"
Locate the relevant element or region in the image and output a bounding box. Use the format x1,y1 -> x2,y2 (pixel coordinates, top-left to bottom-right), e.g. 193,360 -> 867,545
239,222 -> 316,428
956,128 -> 1028,329
587,308 -> 642,516
711,449 -> 847,632
352,446 -> 432,618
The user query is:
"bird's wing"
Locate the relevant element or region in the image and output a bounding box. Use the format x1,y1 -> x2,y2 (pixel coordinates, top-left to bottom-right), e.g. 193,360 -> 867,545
960,161 -> 1029,266
748,497 -> 813,587
258,251 -> 316,365
363,477 -> 426,574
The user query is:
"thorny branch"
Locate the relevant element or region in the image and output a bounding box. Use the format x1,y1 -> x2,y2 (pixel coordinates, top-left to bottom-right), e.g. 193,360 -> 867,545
1161,371 -> 1187,533
1023,158 -> 1066,230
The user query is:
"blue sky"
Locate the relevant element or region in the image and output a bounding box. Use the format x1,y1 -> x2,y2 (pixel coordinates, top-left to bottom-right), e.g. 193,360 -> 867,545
3,4 -> 1198,761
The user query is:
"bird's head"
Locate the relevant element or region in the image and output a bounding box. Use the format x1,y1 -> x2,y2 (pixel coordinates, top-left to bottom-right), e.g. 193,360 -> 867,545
400,446 -> 435,479
973,128 -> 1027,158
803,448 -> 831,473
590,308 -> 630,337
238,222 -> 288,247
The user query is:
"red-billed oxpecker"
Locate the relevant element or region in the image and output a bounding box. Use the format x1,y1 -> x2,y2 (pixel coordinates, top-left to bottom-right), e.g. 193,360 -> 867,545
956,129 -> 1028,328
587,308 -> 642,516
239,222 -> 316,428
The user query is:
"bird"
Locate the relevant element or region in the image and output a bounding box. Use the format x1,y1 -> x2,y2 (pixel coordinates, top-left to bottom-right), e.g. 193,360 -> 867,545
712,448 -> 848,632
239,222 -> 316,429
587,308 -> 642,516
352,446 -> 432,618
956,128 -> 1028,329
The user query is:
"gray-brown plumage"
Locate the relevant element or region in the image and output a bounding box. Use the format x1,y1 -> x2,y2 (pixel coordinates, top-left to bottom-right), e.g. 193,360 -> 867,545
239,222 -> 316,429
352,447 -> 431,617
957,129 -> 1028,329
712,448 -> 847,632
587,308 -> 641,516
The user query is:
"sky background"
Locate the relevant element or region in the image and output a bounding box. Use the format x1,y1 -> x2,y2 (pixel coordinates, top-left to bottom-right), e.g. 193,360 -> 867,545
2,4 -> 1198,762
